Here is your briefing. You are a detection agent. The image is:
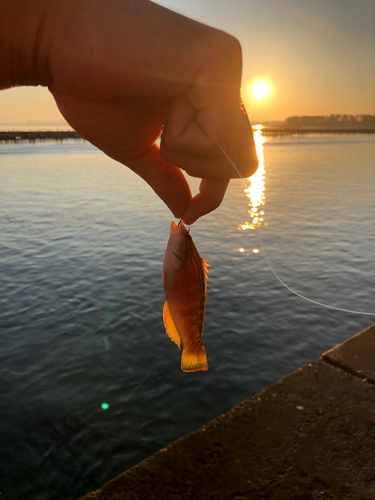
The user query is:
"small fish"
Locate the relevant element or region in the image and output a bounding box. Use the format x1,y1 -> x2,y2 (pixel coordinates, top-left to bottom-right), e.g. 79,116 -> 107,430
162,220 -> 209,372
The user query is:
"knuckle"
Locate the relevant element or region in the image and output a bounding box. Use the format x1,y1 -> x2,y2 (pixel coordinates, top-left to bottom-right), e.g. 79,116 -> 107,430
213,31 -> 242,74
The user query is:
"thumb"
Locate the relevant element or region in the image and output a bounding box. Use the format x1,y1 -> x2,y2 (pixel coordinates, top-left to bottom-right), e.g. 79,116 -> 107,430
182,178 -> 230,225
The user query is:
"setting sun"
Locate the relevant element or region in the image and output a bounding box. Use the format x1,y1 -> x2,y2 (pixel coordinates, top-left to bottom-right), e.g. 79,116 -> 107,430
252,81 -> 270,99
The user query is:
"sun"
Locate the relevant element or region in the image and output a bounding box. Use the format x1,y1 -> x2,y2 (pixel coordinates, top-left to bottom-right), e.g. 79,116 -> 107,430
251,81 -> 270,99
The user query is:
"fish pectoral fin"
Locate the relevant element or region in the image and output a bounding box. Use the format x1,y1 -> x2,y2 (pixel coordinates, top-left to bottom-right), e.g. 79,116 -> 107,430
163,302 -> 181,349
181,345 -> 208,373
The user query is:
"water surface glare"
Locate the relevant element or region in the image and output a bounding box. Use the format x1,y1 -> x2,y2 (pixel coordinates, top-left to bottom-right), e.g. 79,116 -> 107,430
0,135 -> 374,499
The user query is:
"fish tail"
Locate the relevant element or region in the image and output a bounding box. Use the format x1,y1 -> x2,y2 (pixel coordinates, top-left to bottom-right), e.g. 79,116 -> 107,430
181,345 -> 208,373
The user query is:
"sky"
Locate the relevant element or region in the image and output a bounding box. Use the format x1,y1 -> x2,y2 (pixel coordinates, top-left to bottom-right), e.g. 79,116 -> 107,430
0,0 -> 374,125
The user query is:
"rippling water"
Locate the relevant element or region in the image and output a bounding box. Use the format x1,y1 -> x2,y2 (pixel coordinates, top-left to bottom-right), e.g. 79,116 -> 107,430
1,134 -> 374,499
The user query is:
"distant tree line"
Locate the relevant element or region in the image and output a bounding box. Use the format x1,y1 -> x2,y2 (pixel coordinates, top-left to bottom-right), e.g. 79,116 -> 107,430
284,115 -> 375,129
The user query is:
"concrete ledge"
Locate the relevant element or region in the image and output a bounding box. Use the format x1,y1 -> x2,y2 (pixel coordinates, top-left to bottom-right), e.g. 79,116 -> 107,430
79,323 -> 375,500
323,323 -> 375,384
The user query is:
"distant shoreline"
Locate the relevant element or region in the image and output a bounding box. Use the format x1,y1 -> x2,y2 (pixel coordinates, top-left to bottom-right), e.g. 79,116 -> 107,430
260,127 -> 375,136
0,128 -> 374,143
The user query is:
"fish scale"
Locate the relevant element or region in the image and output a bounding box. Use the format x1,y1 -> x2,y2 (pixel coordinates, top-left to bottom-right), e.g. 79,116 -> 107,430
162,221 -> 209,372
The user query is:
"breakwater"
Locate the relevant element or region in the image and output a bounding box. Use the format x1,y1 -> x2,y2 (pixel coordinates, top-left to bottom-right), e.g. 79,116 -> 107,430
1,128 -> 374,143
79,323 -> 375,500
0,130 -> 82,142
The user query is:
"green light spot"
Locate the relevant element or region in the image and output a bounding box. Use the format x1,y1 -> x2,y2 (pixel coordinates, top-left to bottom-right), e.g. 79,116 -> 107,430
101,402 -> 109,410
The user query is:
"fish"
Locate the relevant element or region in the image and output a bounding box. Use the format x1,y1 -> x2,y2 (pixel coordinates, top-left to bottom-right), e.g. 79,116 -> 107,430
162,220 -> 209,372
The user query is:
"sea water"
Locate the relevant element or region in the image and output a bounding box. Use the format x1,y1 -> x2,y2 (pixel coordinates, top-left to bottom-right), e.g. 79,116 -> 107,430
0,133 -> 374,499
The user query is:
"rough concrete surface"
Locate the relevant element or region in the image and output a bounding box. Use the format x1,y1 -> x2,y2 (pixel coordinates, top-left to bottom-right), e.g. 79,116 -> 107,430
79,324 -> 375,500
323,323 -> 375,384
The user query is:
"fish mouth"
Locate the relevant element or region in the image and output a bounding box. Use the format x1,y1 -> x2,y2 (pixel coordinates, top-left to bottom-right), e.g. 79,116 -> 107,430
178,219 -> 190,234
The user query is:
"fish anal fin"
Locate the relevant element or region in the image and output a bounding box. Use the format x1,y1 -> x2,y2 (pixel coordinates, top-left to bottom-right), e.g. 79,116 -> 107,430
163,302 -> 181,349
181,345 -> 208,372
201,258 -> 210,280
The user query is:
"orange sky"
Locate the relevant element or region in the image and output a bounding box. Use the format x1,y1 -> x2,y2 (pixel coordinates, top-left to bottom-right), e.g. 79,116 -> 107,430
1,0 -> 374,125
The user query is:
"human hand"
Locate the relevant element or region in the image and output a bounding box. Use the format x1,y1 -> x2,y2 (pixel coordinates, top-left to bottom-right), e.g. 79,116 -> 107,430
3,0 -> 258,224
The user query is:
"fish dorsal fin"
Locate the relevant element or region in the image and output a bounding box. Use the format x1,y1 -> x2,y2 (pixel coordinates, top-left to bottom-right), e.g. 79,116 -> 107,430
201,258 -> 210,281
163,302 -> 181,349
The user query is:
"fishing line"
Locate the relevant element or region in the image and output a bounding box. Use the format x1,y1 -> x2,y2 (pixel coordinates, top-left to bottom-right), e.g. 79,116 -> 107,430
214,138 -> 375,316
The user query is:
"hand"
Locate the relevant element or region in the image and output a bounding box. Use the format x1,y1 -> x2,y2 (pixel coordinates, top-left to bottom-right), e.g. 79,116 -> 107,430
3,0 -> 258,224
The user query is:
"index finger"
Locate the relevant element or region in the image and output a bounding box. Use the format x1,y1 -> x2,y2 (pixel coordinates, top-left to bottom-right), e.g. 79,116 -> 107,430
125,143 -> 192,219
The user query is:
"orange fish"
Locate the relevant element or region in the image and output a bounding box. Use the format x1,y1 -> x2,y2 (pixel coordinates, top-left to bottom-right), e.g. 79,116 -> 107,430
162,220 -> 209,372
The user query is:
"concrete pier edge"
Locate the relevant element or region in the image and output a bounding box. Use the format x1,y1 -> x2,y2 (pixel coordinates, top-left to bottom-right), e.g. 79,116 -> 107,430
79,323 -> 375,500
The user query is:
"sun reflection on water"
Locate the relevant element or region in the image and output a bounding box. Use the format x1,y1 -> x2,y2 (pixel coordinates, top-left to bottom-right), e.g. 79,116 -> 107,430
238,125 -> 267,231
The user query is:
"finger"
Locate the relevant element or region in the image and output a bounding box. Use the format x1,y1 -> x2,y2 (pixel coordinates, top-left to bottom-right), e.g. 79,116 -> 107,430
161,96 -> 243,180
162,95 -> 218,154
184,37 -> 259,178
161,96 -> 258,180
125,143 -> 192,219
160,146 -> 233,180
197,100 -> 259,178
182,178 -> 230,225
